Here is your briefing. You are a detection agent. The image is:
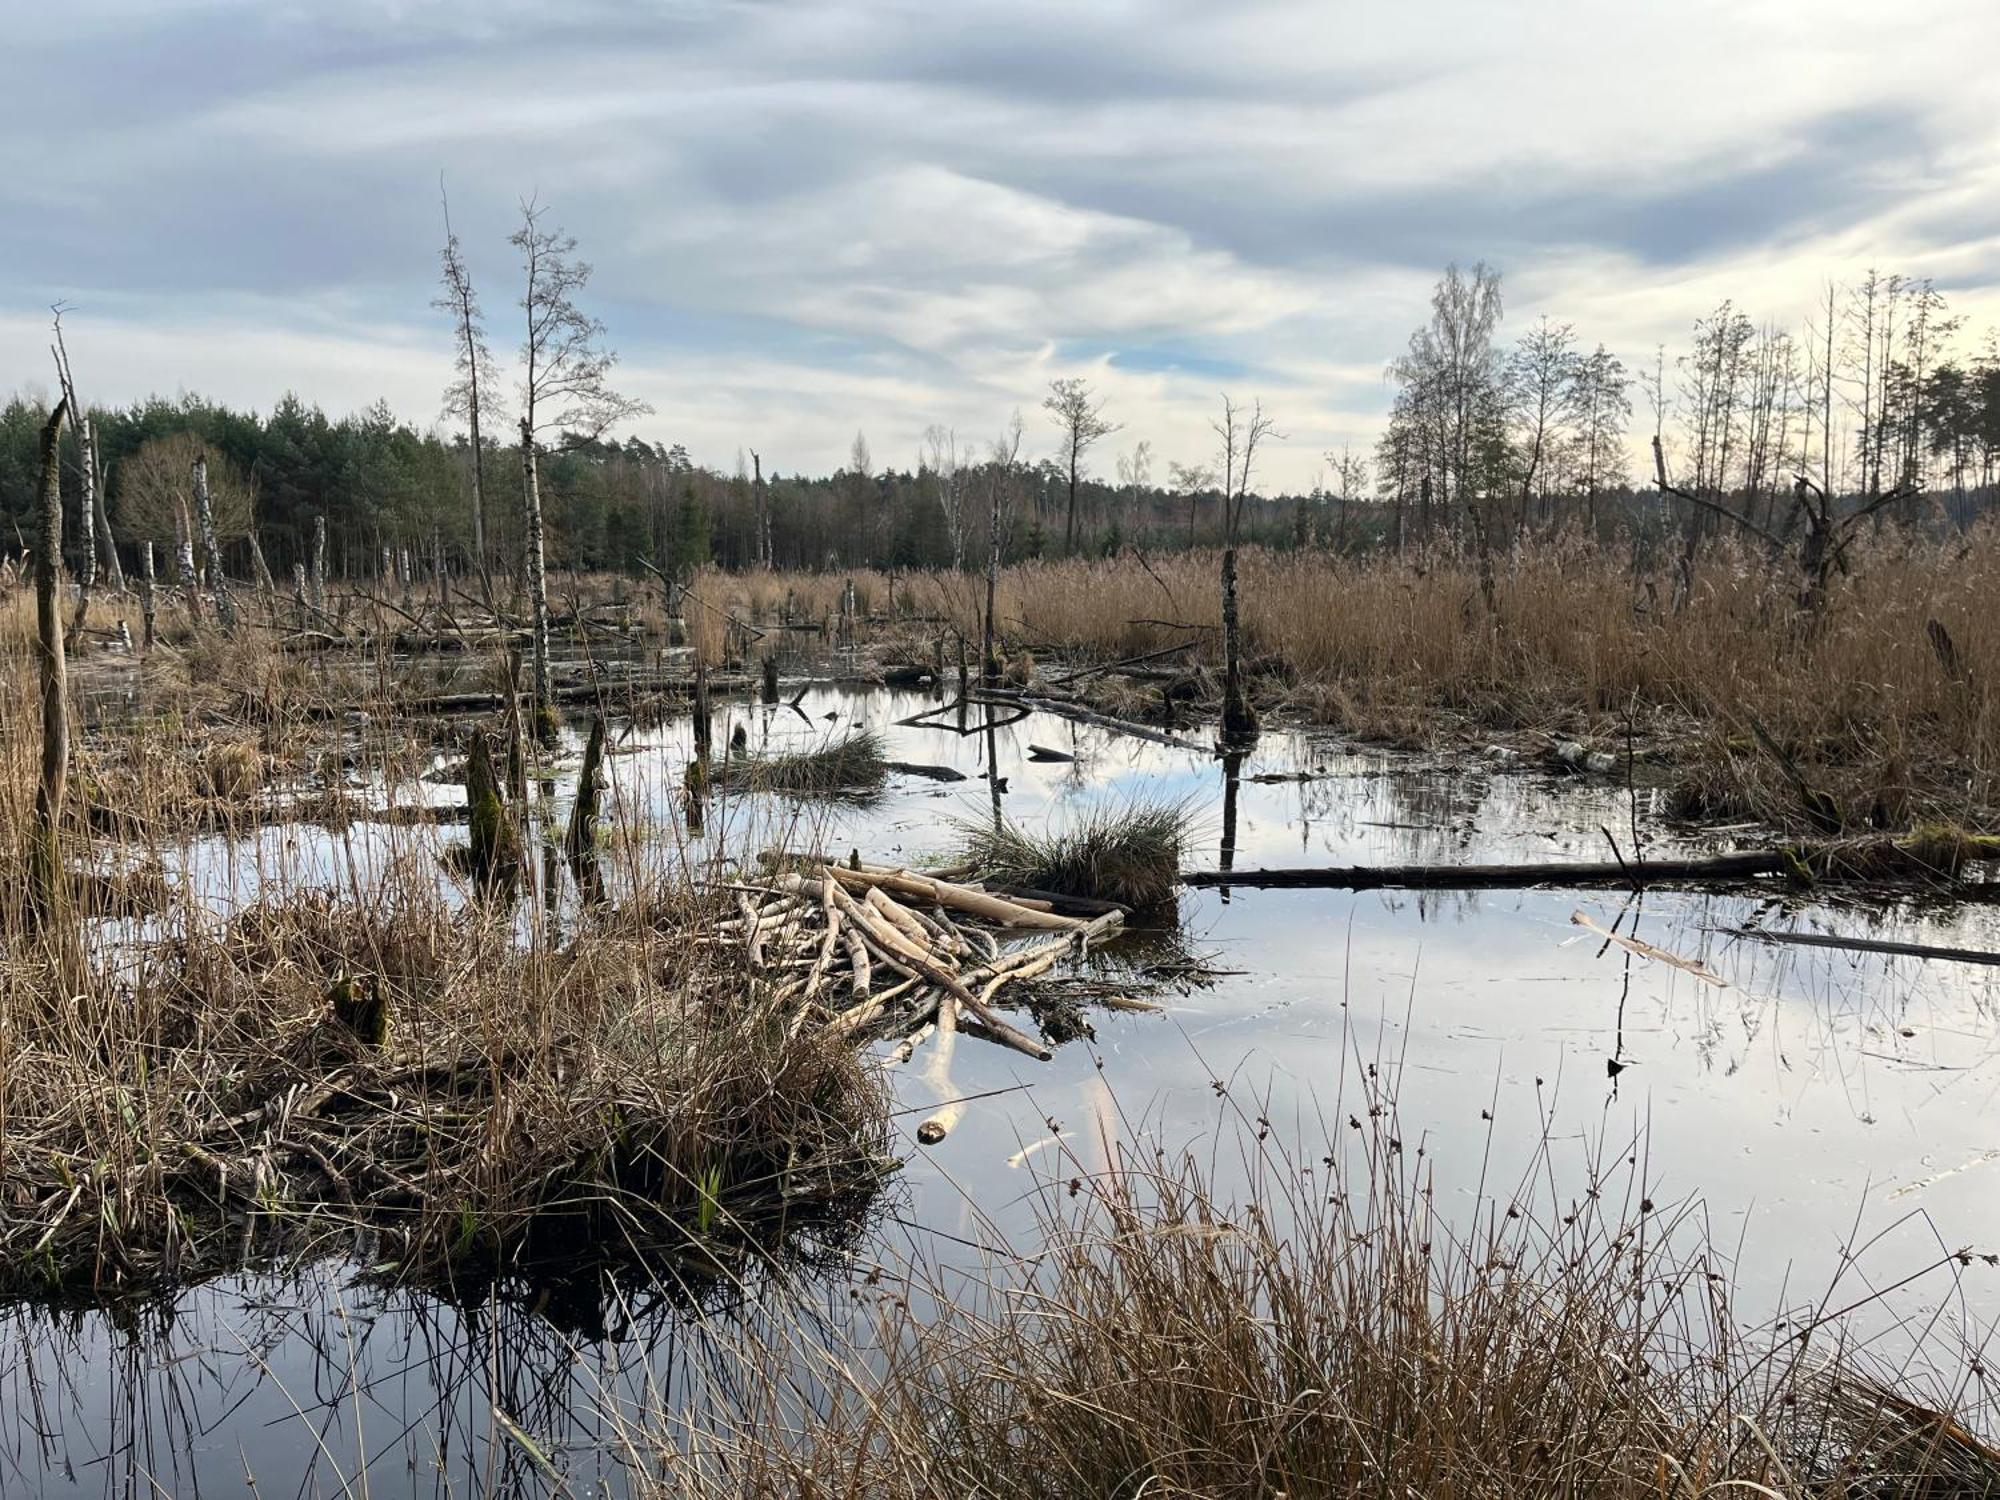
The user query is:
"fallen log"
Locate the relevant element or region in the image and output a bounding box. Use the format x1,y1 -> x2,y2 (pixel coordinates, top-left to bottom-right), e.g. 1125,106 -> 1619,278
1716,927 -> 2000,967
1182,833 -> 2000,893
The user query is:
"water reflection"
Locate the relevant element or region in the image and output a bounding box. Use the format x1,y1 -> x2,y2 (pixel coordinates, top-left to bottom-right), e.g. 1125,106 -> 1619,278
13,679 -> 2000,1495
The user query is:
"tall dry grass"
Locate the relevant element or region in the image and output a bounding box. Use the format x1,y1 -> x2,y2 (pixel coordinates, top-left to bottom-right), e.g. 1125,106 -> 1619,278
631,1079 -> 2000,1498
0,621 -> 891,1303
697,528 -> 2000,830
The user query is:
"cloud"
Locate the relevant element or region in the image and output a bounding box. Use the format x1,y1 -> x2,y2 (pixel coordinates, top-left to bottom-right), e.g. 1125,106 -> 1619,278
4,0 -> 2000,489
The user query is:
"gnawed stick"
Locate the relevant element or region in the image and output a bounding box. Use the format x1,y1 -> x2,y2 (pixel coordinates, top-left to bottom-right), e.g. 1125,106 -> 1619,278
736,891 -> 770,967
804,877 -> 843,998
887,1019 -> 936,1066
827,883 -> 1049,1059
828,977 -> 923,1040
829,863 -> 1082,931
915,997 -> 961,1145
865,885 -> 946,959
841,926 -> 872,997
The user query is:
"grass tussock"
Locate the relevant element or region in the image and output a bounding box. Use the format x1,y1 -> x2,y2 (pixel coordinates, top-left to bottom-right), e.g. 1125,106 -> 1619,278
637,1089 -> 2000,1499
729,729 -> 888,798
953,800 -> 1187,907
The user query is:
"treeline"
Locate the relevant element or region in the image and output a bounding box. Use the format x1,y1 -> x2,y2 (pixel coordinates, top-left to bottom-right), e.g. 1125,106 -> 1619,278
1378,263 -> 2000,550
0,391 -> 1368,581
6,263 -> 2000,585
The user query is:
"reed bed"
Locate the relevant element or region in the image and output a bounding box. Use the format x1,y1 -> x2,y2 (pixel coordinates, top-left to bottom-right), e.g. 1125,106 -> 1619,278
0,635 -> 895,1304
630,1081 -> 2000,1499
693,526 -> 1999,832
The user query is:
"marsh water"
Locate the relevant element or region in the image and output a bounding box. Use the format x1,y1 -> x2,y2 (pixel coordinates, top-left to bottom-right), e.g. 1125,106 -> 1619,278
8,672 -> 2000,1497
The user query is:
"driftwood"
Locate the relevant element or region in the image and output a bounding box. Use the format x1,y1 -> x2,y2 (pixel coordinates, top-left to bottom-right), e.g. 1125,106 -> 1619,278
1183,833 -> 2000,893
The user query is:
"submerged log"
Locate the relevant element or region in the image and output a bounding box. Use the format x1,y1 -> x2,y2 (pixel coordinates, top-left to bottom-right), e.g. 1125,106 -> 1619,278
885,760 -> 968,783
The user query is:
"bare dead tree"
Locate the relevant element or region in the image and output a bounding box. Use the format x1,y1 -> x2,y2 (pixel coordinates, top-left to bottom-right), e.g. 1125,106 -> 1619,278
192,454 -> 236,631
1651,435 -> 1913,612
982,413 -> 1024,684
435,178 -> 499,594
1213,394 -> 1279,746
511,196 -> 652,731
923,425 -> 970,571
750,449 -> 772,567
1043,378 -> 1118,555
50,308 -> 119,644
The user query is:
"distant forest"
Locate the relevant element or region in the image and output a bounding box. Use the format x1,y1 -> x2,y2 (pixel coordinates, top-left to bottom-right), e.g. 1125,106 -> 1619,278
5,261 -> 1998,583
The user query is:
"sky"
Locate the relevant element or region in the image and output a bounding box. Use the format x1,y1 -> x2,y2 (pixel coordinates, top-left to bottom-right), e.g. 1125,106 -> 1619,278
4,0 -> 2000,490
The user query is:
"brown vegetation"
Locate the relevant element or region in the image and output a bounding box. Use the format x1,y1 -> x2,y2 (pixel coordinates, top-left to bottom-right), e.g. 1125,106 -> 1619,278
631,1082 -> 2000,1498
692,526 -> 1998,833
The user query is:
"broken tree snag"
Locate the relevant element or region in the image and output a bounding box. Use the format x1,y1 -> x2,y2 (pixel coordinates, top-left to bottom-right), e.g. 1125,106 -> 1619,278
192,454 -> 235,631
31,397 -> 71,925
1182,833 -> 2000,893
461,730 -> 521,890
564,713 -> 607,896
138,541 -> 157,650
692,658 -> 713,759
311,514 -> 329,612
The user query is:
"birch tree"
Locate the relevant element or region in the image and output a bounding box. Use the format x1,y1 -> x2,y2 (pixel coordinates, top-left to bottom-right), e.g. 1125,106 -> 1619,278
1504,316 -> 1580,534
1571,344 -> 1630,530
511,197 -> 650,731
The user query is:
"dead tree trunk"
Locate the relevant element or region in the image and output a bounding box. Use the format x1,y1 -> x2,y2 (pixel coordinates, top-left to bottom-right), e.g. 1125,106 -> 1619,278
93,456 -> 122,594
68,432 -> 95,644
520,417 -> 554,737
311,514 -> 328,613
1219,544 -> 1257,744
31,398 -> 71,923
192,455 -> 235,630
174,509 -> 200,622
247,527 -> 278,603
139,540 -> 157,650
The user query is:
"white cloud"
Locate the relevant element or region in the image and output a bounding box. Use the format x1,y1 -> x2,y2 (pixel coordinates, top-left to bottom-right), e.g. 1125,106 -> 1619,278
5,0 -> 2000,489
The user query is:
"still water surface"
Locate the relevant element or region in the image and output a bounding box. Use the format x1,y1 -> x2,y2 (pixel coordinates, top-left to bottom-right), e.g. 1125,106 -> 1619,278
8,682 -> 1998,1496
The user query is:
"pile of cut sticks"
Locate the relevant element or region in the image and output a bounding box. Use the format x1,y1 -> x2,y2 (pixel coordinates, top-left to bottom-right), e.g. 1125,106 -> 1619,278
715,859 -> 1127,1142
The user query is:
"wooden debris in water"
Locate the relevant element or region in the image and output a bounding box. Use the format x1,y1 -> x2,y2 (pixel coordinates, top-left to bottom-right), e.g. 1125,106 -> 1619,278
722,855 -> 1133,1140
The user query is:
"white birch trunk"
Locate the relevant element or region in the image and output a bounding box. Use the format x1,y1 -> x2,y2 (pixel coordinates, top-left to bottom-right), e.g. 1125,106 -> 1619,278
521,416 -> 552,726
192,456 -> 235,629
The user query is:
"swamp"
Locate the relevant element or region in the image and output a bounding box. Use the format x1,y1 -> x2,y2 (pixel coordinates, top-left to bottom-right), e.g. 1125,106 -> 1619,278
2,548 -> 1999,1496
9,10 -> 2000,1485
